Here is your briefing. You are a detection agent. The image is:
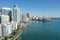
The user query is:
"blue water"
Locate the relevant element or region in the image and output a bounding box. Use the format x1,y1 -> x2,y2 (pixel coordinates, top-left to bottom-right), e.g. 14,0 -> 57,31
18,19 -> 60,40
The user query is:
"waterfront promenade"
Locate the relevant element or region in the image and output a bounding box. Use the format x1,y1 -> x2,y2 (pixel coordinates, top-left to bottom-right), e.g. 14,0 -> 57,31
7,22 -> 28,40
7,25 -> 22,40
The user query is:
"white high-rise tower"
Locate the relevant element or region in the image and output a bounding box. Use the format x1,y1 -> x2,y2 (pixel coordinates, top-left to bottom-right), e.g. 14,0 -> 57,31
2,7 -> 13,21
13,5 -> 20,25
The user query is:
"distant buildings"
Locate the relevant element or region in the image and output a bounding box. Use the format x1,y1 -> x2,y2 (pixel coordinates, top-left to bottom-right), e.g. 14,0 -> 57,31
26,13 -> 32,20
0,12 -> 1,15
32,15 -> 51,21
38,17 -> 42,21
20,13 -> 32,23
35,16 -> 39,20
26,13 -> 30,18
21,14 -> 29,23
42,16 -> 51,21
0,9 -> 2,15
32,16 -> 36,20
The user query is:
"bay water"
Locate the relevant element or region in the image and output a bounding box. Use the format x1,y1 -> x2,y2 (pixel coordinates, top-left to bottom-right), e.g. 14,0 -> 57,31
18,19 -> 60,40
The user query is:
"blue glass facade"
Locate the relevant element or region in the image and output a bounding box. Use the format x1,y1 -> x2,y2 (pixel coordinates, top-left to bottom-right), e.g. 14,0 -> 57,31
6,24 -> 12,36
8,11 -> 12,22
6,27 -> 9,36
10,24 -> 12,34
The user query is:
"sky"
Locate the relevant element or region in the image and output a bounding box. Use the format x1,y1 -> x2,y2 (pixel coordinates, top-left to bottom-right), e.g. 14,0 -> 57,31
0,0 -> 60,17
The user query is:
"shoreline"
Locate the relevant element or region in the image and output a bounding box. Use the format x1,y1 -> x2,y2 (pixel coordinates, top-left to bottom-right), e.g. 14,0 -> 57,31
14,22 -> 28,40
14,31 -> 22,40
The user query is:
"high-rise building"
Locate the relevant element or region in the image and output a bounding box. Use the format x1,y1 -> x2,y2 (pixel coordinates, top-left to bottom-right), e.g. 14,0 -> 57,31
0,23 -> 12,37
26,13 -> 32,20
22,14 -> 29,23
2,7 -> 13,21
13,5 -> 20,25
0,15 -> 1,24
1,15 -> 9,24
6,23 -> 12,35
0,9 -> 2,24
0,24 -> 2,37
0,9 -> 2,15
11,21 -> 17,30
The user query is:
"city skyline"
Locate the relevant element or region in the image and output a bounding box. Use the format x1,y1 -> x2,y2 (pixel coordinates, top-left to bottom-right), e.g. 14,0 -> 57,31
0,0 -> 60,17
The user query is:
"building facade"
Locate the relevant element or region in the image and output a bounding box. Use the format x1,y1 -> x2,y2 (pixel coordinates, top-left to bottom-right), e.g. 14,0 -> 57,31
13,5 -> 20,25
0,23 -> 12,37
0,24 -> 2,37
1,15 -> 9,24
26,13 -> 32,20
22,14 -> 29,22
2,7 -> 13,21
11,21 -> 17,30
